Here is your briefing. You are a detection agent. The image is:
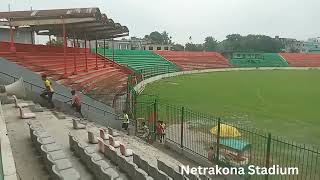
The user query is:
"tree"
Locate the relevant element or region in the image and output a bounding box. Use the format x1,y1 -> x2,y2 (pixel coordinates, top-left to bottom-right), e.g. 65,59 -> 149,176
143,31 -> 173,45
148,31 -> 163,44
219,34 -> 284,53
172,44 -> 184,51
162,31 -> 170,45
204,36 -> 218,51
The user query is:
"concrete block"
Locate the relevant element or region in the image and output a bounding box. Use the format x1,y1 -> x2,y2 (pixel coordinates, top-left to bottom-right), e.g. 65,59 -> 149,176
82,147 -> 95,165
68,133 -> 78,151
108,146 -> 119,164
18,106 -> 36,119
140,158 -> 150,174
133,153 -> 141,167
52,165 -> 61,180
158,170 -> 171,180
88,131 -> 98,144
108,135 -> 120,148
72,118 -> 86,129
54,158 -> 73,171
126,161 -> 138,178
148,165 -> 159,179
116,155 -> 128,172
75,141 -> 88,158
97,137 -> 105,153
59,167 -> 81,180
172,170 -> 185,180
120,143 -> 133,157
108,127 -> 120,137
100,167 -> 120,180
36,136 -> 55,152
46,150 -> 67,172
94,160 -> 110,180
157,159 -> 173,177
136,168 -> 149,180
40,143 -> 62,160
99,128 -> 109,140
32,130 -> 49,144
88,153 -> 103,172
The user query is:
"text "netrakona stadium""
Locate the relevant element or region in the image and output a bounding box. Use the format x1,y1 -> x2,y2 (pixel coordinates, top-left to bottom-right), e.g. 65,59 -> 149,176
181,165 -> 299,176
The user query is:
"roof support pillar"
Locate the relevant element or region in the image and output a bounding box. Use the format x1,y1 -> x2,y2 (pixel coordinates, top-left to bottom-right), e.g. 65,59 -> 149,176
9,25 -> 16,52
84,34 -> 88,72
103,39 -> 106,68
95,38 -> 98,70
112,38 -> 115,63
62,22 -> 68,78
48,35 -> 52,46
73,33 -> 77,75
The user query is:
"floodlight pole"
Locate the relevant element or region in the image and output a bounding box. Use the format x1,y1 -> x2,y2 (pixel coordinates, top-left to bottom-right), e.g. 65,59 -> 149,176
103,39 -> 106,68
49,35 -> 52,46
9,19 -> 16,52
84,34 -> 88,72
95,38 -> 98,70
73,33 -> 77,75
112,38 -> 115,62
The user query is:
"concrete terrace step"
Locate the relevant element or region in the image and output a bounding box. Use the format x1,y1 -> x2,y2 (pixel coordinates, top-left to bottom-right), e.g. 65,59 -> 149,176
58,67 -> 116,85
70,69 -> 119,88
83,74 -> 127,93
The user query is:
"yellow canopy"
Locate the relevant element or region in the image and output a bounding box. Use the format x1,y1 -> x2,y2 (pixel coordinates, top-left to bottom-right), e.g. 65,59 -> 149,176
210,124 -> 241,138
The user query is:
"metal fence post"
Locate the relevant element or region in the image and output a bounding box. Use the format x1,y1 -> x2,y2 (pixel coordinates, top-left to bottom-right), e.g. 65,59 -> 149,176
265,133 -> 272,180
134,93 -> 138,136
180,106 -> 185,148
216,118 -> 221,162
153,99 -> 158,141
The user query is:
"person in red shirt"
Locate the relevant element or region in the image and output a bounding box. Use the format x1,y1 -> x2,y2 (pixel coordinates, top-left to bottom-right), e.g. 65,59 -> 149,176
156,121 -> 165,143
67,90 -> 84,118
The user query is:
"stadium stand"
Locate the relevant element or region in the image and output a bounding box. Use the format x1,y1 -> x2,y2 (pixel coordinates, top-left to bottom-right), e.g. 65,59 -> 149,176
279,53 -> 320,67
97,49 -> 180,78
0,42 -> 132,104
229,53 -> 289,67
155,51 -> 231,71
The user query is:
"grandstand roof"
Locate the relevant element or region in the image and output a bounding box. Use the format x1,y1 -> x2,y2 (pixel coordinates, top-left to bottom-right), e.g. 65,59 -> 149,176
0,7 -> 129,40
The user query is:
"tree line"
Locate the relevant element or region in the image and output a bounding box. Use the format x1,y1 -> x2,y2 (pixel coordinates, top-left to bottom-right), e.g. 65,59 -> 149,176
144,31 -> 285,53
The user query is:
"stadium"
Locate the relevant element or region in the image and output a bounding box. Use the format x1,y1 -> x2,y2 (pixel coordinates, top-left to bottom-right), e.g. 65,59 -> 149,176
0,4 -> 319,180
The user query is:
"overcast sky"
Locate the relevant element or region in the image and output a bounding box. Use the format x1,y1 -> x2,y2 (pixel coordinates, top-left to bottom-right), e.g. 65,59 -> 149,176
2,0 -> 320,44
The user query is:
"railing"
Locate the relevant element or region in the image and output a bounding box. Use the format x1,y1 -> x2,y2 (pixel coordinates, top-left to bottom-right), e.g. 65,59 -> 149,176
133,94 -> 320,180
0,71 -> 119,117
138,65 -> 178,80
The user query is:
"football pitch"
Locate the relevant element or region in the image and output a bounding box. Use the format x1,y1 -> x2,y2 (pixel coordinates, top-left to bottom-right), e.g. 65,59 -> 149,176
141,70 -> 320,146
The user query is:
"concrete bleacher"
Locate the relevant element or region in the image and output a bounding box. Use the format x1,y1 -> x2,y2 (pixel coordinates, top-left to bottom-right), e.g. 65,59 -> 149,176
156,51 -> 231,71
229,53 -> 289,67
1,95 -> 94,179
97,49 -> 179,77
279,53 -> 320,67
0,42 -> 132,105
2,93 -> 210,180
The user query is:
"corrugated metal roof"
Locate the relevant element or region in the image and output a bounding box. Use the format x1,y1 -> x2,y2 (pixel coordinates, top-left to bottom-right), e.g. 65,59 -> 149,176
0,7 -> 129,40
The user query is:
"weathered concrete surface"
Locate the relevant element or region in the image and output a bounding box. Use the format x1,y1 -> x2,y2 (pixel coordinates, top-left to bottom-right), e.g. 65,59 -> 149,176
0,102 -> 18,180
2,103 -> 49,180
2,100 -> 94,180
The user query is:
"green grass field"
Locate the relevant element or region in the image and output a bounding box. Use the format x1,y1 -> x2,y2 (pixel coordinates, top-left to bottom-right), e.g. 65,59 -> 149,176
141,70 -> 320,146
